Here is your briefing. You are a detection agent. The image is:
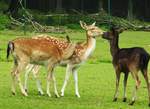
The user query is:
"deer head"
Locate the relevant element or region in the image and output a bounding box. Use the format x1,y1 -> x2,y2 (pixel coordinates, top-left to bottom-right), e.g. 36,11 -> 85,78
80,21 -> 104,38
102,26 -> 124,40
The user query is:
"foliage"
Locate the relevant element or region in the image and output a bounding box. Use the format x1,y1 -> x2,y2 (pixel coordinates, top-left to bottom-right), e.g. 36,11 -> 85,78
0,13 -> 10,30
65,24 -> 81,30
0,1 -> 8,12
87,11 -> 150,30
0,0 -> 149,31
23,10 -> 150,31
0,0 -> 150,31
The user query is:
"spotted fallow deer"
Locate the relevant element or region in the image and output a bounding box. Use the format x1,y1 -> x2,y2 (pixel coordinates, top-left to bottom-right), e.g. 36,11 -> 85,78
7,34 -> 76,97
102,26 -> 150,106
24,35 -> 71,95
24,21 -> 104,98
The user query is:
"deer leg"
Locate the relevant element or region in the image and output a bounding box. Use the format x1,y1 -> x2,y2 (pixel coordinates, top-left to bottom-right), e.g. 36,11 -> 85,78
129,72 -> 140,105
16,62 -> 28,96
24,64 -> 34,92
142,69 -> 150,106
46,70 -> 52,97
61,64 -> 72,97
11,65 -> 17,95
32,66 -> 44,95
72,67 -> 80,98
113,71 -> 120,102
123,72 -> 129,102
46,63 -> 55,97
52,72 -> 60,98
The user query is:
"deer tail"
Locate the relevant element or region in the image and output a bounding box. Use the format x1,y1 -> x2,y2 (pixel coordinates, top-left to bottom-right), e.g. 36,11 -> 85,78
7,41 -> 14,59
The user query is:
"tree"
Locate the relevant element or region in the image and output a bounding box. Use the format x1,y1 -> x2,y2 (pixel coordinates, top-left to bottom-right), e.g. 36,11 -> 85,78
127,0 -> 133,20
5,0 -> 20,17
98,0 -> 104,11
70,0 -> 78,10
145,0 -> 150,19
56,0 -> 62,12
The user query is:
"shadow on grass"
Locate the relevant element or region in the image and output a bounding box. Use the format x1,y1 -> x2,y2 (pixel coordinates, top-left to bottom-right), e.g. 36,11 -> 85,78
99,59 -> 111,63
88,59 -> 111,64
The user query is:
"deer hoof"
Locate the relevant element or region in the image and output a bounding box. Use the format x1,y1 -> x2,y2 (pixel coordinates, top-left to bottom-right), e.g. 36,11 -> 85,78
38,91 -> 44,96
47,93 -> 51,97
60,92 -> 64,97
12,92 -> 16,95
55,94 -> 60,98
22,92 -> 28,97
76,94 -> 80,98
113,98 -> 117,102
129,101 -> 135,105
123,98 -> 127,102
25,89 -> 28,93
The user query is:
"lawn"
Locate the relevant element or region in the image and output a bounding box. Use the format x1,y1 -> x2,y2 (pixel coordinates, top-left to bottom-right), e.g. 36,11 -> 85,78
0,29 -> 150,109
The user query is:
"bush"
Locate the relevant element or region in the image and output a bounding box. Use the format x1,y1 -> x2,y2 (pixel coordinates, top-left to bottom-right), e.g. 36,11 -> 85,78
0,1 -> 8,12
66,24 -> 81,30
0,13 -> 10,30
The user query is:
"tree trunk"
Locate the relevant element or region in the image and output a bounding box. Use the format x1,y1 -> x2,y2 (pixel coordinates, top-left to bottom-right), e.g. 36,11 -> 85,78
98,0 -> 104,12
81,0 -> 84,13
6,0 -> 20,17
127,0 -> 133,20
71,0 -> 78,10
145,0 -> 149,18
56,0 -> 62,12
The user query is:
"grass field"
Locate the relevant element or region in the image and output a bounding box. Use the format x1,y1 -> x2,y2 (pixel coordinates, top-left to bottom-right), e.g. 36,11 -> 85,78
0,30 -> 150,109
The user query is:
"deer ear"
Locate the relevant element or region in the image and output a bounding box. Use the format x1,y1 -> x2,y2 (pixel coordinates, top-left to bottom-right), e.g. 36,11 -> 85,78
91,21 -> 96,26
80,21 -> 87,30
110,25 -> 124,34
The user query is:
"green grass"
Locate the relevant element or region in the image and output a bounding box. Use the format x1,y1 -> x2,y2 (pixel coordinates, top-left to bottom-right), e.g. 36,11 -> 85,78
0,30 -> 150,109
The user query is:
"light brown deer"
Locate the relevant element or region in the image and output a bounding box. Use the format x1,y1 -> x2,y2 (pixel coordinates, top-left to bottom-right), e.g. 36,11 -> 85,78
24,35 -> 71,95
24,21 -> 104,97
7,34 -> 76,97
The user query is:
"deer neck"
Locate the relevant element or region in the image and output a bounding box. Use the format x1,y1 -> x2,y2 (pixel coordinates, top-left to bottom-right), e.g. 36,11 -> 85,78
83,33 -> 96,59
110,36 -> 119,57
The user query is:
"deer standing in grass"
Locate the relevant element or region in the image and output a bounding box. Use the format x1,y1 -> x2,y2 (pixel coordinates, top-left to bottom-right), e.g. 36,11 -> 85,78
24,35 -> 71,95
7,34 -> 76,97
24,21 -> 103,97
102,27 -> 150,106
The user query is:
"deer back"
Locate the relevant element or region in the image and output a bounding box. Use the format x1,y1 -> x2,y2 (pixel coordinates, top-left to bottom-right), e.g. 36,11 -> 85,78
11,36 -> 76,63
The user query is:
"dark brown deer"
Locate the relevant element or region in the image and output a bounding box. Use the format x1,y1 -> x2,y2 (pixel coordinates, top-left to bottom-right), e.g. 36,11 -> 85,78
102,27 -> 150,106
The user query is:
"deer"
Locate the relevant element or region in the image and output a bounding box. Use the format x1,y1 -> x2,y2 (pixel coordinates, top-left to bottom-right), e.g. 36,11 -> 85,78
6,34 -> 76,97
24,35 -> 71,95
102,26 -> 150,106
23,21 -> 104,98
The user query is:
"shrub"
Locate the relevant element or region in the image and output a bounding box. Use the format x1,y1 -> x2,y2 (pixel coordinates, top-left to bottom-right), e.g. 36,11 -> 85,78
0,13 -> 10,30
0,1 -> 8,12
66,24 -> 81,30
